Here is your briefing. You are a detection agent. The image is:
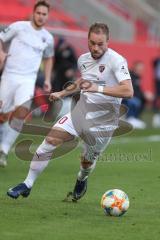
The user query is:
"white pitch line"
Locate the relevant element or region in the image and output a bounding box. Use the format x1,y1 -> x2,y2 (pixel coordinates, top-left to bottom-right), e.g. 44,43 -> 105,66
112,135 -> 160,144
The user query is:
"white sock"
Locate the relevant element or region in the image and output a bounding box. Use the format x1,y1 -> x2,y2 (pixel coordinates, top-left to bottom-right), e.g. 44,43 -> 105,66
0,122 -> 20,154
24,140 -> 56,188
77,161 -> 96,181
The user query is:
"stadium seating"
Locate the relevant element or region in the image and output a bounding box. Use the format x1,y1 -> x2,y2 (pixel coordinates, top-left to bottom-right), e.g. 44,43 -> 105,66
0,1 -> 83,30
98,0 -> 132,20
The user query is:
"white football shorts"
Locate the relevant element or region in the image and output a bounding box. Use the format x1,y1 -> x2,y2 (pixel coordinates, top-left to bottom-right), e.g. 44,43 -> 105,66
54,112 -> 115,162
0,74 -> 36,113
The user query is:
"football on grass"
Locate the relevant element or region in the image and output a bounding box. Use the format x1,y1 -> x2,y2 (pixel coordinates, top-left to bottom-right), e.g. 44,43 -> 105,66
101,189 -> 129,216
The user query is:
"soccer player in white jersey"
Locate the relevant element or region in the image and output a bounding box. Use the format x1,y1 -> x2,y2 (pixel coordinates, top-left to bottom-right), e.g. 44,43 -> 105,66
7,22 -> 133,201
0,0 -> 54,167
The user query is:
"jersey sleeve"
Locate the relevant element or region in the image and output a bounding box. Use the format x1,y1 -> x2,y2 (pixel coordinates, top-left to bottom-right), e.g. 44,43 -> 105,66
0,22 -> 19,42
77,56 -> 82,72
113,58 -> 131,82
43,37 -> 54,58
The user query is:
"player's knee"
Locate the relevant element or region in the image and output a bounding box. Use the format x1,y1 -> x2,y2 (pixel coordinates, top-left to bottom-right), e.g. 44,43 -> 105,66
0,112 -> 10,123
82,151 -> 100,165
12,106 -> 29,120
45,136 -> 63,146
46,128 -> 74,146
81,157 -> 94,169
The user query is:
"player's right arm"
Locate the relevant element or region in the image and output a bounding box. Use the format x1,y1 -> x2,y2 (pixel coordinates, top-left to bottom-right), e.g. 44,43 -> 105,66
49,78 -> 82,101
0,22 -> 19,68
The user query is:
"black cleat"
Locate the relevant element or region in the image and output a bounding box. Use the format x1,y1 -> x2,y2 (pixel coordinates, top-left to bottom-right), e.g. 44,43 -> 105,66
7,183 -> 31,199
72,178 -> 88,201
64,178 -> 88,202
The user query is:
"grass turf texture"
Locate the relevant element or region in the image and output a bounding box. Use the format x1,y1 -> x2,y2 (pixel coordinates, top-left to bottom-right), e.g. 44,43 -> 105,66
0,128 -> 160,240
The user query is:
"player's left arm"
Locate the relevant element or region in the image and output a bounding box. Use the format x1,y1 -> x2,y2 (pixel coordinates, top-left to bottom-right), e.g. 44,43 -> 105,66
0,22 -> 19,68
81,79 -> 133,98
43,56 -> 53,93
102,79 -> 133,98
82,57 -> 134,98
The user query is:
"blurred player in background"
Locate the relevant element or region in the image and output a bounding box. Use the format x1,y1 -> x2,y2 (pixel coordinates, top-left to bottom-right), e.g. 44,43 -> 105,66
123,61 -> 146,129
52,37 -> 77,92
152,50 -> 160,127
7,22 -> 133,202
0,0 -> 54,167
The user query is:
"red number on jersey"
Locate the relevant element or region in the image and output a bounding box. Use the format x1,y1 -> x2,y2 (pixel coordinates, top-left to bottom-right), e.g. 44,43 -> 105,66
58,116 -> 68,124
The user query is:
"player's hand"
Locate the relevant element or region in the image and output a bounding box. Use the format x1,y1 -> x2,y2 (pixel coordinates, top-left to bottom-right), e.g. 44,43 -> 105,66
49,92 -> 63,101
43,81 -> 52,93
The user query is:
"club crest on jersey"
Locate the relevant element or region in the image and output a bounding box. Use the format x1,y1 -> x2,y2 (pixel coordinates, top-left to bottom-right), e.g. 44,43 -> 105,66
99,65 -> 105,73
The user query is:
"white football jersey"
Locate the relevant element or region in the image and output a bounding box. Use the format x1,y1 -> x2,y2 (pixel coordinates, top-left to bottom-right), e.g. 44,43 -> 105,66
55,49 -> 131,137
0,21 -> 54,78
78,48 -> 131,105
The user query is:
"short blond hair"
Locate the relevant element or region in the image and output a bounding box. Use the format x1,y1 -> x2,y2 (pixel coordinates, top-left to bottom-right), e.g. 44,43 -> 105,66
33,0 -> 50,12
88,22 -> 109,40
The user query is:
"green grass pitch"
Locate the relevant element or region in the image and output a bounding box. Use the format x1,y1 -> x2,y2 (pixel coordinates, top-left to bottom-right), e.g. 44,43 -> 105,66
0,128 -> 160,240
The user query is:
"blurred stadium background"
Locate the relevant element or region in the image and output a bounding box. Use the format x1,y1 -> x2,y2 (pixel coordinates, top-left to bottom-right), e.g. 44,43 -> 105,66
1,1 -> 160,240
1,0 -> 160,92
